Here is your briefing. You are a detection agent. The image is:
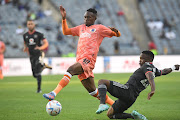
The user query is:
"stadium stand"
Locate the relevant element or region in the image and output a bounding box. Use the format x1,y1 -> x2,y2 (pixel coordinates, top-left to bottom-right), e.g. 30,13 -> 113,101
1,0 -> 145,58
138,0 -> 180,54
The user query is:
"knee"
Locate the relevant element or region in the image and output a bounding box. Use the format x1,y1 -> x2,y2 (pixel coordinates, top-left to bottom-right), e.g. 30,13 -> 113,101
33,73 -> 37,78
98,79 -> 106,85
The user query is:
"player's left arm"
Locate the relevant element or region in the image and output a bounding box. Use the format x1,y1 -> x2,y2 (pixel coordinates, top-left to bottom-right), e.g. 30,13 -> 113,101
35,39 -> 48,51
145,72 -> 155,100
108,27 -> 121,37
161,64 -> 180,75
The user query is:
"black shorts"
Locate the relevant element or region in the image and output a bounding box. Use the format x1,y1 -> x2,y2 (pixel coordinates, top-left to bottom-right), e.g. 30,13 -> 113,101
30,55 -> 43,77
109,81 -> 137,113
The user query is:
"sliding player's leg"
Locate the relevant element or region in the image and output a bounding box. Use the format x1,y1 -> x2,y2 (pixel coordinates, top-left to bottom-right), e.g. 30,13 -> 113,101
81,77 -> 114,106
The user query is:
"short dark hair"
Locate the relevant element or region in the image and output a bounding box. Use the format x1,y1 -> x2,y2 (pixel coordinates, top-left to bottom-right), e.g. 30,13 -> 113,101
27,19 -> 34,22
142,50 -> 154,61
87,8 -> 97,15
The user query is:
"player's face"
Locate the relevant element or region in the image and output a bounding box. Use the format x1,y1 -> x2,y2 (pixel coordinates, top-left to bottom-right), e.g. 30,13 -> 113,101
139,53 -> 149,66
27,21 -> 35,31
84,12 -> 96,26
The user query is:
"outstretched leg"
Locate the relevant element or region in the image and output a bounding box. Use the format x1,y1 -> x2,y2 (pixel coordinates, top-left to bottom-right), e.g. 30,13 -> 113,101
43,62 -> 83,100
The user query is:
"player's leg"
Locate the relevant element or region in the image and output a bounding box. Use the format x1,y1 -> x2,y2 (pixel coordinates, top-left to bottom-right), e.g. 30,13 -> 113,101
33,57 -> 43,93
107,100 -> 134,119
35,74 -> 42,93
81,77 -> 114,106
39,52 -> 52,70
96,79 -> 111,114
0,55 -> 4,79
43,62 -> 84,100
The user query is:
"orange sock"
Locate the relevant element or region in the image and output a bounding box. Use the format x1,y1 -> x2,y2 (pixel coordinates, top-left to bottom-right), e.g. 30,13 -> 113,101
105,95 -> 114,106
89,89 -> 115,105
53,72 -> 72,95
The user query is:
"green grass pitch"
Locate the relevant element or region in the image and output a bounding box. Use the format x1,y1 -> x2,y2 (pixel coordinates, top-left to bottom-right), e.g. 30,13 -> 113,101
0,73 -> 180,120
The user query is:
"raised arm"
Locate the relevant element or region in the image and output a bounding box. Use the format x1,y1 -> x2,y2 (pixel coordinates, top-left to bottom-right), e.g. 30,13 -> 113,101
161,64 -> 180,75
60,5 -> 72,35
108,27 -> 121,37
145,72 -> 155,100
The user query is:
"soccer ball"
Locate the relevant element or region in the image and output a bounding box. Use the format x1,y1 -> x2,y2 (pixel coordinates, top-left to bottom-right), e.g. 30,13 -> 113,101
46,100 -> 62,116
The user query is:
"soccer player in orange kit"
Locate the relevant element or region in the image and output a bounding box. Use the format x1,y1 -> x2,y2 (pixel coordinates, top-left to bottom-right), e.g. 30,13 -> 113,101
0,40 -> 5,79
43,6 -> 121,106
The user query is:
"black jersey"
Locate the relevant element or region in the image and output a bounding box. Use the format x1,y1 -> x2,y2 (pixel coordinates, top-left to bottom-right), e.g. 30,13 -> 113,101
126,62 -> 162,95
23,31 -> 45,56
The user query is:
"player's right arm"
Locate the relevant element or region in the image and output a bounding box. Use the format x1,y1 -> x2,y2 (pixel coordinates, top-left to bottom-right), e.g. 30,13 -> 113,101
161,64 -> 179,75
145,72 -> 155,100
60,5 -> 72,35
23,41 -> 28,52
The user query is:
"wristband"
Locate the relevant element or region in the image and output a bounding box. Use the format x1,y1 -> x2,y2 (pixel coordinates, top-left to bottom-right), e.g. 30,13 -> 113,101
171,65 -> 176,71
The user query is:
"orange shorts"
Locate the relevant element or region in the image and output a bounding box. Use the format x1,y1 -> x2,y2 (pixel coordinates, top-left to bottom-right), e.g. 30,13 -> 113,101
77,58 -> 95,81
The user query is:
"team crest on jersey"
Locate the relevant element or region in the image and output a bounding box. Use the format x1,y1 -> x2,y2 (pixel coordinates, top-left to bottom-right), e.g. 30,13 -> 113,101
29,38 -> 36,45
90,28 -> 96,33
25,36 -> 28,38
34,34 -> 38,38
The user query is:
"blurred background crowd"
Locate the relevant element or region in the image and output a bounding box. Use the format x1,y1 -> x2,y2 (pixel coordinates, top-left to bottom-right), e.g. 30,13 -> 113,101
0,0 -> 180,58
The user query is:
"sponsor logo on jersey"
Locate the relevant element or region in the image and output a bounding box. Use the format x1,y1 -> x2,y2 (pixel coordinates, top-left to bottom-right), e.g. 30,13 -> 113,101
80,32 -> 91,38
26,36 -> 28,38
29,38 -> 36,45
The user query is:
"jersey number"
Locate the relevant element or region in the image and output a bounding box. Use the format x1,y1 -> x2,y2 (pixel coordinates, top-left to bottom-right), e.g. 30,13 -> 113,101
83,58 -> 90,64
140,79 -> 149,88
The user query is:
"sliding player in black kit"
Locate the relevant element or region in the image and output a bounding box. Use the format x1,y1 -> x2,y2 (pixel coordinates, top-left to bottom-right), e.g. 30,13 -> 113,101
23,20 -> 52,93
96,50 -> 179,120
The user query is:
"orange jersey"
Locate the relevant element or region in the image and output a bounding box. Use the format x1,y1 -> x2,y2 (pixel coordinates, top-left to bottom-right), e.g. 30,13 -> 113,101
62,19 -> 121,80
70,24 -> 116,63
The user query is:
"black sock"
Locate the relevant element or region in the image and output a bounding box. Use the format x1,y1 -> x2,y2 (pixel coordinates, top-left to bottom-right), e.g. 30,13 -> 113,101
37,75 -> 41,91
112,113 -> 134,119
98,84 -> 107,104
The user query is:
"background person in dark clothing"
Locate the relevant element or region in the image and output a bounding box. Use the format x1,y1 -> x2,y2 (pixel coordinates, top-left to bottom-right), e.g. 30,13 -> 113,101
23,20 -> 52,93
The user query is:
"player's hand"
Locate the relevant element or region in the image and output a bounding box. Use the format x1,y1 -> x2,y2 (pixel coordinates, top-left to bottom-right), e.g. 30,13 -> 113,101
34,46 -> 41,50
108,27 -> 120,37
108,27 -> 119,33
59,5 -> 66,20
23,47 -> 28,52
175,64 -> 180,70
147,91 -> 155,100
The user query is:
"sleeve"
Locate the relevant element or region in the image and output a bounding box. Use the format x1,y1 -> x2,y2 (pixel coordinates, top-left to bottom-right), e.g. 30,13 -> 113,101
141,63 -> 153,75
155,68 -> 162,77
70,25 -> 82,36
39,33 -> 45,41
99,25 -> 115,38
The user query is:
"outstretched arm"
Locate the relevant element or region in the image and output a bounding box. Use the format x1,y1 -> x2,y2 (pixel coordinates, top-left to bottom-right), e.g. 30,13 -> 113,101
161,64 -> 180,75
108,27 -> 121,37
145,72 -> 155,100
60,5 -> 72,35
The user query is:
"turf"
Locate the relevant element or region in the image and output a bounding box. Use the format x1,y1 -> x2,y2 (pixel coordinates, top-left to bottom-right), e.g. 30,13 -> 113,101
0,73 -> 180,120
